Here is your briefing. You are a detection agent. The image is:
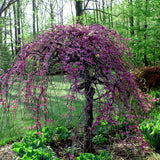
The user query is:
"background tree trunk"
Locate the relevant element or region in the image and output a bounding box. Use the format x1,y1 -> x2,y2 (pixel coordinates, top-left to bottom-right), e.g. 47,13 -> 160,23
9,10 -> 14,56
32,0 -> 36,39
17,0 -> 21,53
129,0 -> 134,36
75,0 -> 83,24
13,4 -> 18,55
144,0 -> 148,66
50,3 -> 54,26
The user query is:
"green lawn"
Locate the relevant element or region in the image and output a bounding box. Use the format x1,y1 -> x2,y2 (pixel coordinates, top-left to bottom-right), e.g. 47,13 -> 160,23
0,75 -> 86,146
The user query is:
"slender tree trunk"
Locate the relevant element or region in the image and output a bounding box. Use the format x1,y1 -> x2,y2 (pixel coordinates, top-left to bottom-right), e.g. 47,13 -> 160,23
50,3 -> 54,26
32,0 -> 36,39
36,0 -> 39,37
107,3 -> 110,28
0,16 -> 2,46
9,11 -> 14,56
102,0 -> 105,24
95,0 -> 99,24
13,4 -> 18,55
60,0 -> 63,24
98,1 -> 102,23
92,1 -> 96,23
17,0 -> 21,53
136,5 -> 140,61
4,10 -> 7,46
129,0 -> 134,36
84,84 -> 95,152
144,0 -> 148,66
0,15 -> 3,57
110,0 -> 113,28
75,0 -> 83,24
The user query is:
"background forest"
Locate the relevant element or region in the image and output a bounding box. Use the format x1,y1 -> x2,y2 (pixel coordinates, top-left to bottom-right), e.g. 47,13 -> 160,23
0,0 -> 160,72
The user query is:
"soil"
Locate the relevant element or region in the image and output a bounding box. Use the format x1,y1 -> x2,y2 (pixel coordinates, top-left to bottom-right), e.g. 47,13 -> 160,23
0,143 -> 18,160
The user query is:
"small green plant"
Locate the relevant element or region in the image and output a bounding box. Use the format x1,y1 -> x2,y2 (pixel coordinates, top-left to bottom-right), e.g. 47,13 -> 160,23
12,127 -> 56,159
42,127 -> 53,143
65,145 -> 77,154
140,114 -> 160,152
92,134 -> 108,144
75,150 -> 112,160
94,117 -> 135,137
54,126 -> 72,141
93,120 -> 109,135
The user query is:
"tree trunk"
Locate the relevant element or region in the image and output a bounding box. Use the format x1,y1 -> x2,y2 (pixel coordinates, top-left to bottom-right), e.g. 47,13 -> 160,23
36,0 -> 39,37
9,11 -> 14,56
129,0 -> 134,36
95,0 -> 99,24
32,0 -> 36,39
60,0 -> 63,24
110,0 -> 113,28
4,10 -> 7,46
75,0 -> 83,24
84,85 -> 95,152
144,0 -> 148,66
17,0 -> 21,53
102,0 -> 105,24
0,15 -> 2,57
13,4 -> 18,55
50,3 -> 54,26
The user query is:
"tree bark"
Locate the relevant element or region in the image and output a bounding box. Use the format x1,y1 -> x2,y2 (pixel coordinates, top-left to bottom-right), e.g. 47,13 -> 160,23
75,0 -> 83,24
84,84 -> 95,152
32,0 -> 36,39
50,3 -> 54,26
144,0 -> 148,66
110,0 -> 113,28
9,11 -> 14,56
36,0 -> 39,37
17,0 -> 21,53
129,0 -> 134,36
13,4 -> 18,55
0,0 -> 18,16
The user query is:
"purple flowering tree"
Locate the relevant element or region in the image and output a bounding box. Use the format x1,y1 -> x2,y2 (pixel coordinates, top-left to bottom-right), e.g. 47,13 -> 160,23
0,24 -> 144,152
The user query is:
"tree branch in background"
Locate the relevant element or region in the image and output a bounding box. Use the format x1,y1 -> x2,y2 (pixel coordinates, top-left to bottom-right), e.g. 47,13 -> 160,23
84,8 -> 124,17
0,0 -> 17,15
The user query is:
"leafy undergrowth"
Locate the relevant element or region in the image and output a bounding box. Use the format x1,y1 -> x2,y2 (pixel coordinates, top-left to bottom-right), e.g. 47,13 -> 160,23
11,125 -> 156,160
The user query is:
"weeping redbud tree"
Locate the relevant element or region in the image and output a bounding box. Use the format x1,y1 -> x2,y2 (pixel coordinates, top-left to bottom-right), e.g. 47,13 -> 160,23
0,24 -> 145,152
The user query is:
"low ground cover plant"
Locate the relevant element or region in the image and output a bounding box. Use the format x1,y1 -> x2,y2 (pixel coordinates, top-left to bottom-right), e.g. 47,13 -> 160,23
140,112 -> 160,153
54,126 -> 72,141
75,150 -> 112,160
12,127 -> 56,160
12,126 -> 113,160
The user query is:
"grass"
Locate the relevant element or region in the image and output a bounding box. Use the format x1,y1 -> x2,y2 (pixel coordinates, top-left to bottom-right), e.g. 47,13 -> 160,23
0,75 -> 86,146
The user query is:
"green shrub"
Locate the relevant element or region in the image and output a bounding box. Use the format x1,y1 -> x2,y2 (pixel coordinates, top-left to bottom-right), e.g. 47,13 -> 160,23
140,114 -> 160,152
75,150 -> 112,160
93,120 -> 109,135
94,117 -> 135,136
92,134 -> 108,144
54,126 -> 72,141
12,127 -> 56,160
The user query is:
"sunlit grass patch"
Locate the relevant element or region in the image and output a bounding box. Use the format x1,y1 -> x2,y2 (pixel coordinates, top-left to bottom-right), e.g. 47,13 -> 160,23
0,75 -> 86,146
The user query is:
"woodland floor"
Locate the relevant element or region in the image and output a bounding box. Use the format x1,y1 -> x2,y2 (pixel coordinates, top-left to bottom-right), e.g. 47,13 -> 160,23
0,133 -> 159,160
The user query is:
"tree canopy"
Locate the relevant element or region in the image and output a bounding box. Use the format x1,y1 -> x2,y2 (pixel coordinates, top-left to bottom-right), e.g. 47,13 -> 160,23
0,24 -> 148,152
